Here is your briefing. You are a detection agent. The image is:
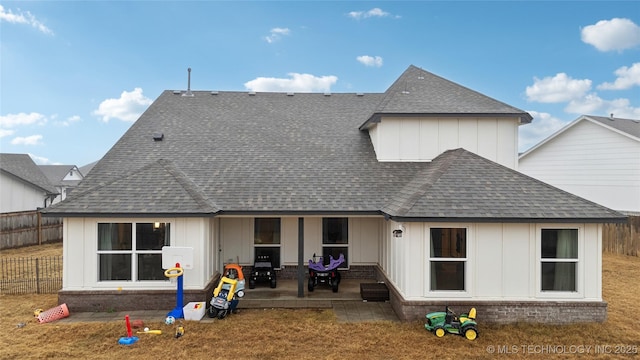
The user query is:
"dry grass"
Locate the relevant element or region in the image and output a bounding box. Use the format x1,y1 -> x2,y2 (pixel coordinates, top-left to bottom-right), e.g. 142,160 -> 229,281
1,245 -> 638,359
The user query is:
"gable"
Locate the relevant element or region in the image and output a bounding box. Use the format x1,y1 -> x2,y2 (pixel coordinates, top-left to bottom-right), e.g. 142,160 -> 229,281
520,115 -> 640,159
359,66 -> 529,166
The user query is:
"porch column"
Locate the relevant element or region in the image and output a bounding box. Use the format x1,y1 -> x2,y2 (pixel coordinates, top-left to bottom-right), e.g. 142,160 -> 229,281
297,217 -> 304,298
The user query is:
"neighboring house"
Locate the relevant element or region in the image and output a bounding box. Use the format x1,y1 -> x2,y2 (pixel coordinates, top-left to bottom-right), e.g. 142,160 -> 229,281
0,153 -> 59,213
79,161 -> 98,178
42,65 -> 625,322
39,165 -> 85,204
519,115 -> 640,215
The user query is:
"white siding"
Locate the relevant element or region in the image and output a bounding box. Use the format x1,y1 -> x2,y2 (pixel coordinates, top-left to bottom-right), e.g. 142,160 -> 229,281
218,216 -> 380,267
220,218 -> 253,264
519,120 -> 640,212
381,221 -> 602,302
368,116 -> 520,169
0,173 -> 48,212
63,217 -> 211,291
349,218 -> 381,264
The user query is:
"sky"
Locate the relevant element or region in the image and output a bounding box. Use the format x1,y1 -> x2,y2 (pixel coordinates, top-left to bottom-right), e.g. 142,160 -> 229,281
1,1 -> 639,167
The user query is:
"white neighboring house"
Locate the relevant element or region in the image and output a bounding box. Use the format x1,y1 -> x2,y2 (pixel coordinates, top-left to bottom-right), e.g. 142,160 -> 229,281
519,115 -> 640,214
39,165 -> 85,204
0,153 -> 59,213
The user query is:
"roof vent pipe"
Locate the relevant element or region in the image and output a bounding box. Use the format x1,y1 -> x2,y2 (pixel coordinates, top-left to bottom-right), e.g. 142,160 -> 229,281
610,113 -> 614,119
183,68 -> 194,97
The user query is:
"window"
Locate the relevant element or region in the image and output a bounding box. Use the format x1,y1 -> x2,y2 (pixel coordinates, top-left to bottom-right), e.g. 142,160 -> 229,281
429,228 -> 466,291
98,222 -> 170,281
254,218 -> 281,268
541,228 -> 578,292
322,218 -> 348,268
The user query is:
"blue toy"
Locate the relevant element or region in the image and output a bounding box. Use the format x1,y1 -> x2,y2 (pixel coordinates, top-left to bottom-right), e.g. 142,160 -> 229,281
164,263 -> 185,319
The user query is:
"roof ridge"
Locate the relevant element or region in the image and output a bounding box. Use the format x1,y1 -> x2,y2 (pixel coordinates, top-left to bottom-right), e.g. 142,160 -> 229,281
157,159 -> 220,213
381,148 -> 462,216
55,159 -> 220,213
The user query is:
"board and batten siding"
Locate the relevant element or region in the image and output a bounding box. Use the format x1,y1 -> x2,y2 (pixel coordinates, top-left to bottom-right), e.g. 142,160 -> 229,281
367,116 -> 519,169
62,217 -> 210,291
219,216 -> 381,268
382,221 -> 602,301
519,119 -> 640,213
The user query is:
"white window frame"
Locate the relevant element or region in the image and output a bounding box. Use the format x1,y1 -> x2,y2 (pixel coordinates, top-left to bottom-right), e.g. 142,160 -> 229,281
426,225 -> 470,297
96,220 -> 172,284
536,224 -> 583,299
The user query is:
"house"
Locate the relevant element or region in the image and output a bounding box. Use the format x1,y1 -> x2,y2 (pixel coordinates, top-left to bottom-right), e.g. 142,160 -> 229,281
39,165 -> 85,204
519,115 -> 640,215
79,161 -> 98,178
0,153 -> 59,213
42,65 -> 625,322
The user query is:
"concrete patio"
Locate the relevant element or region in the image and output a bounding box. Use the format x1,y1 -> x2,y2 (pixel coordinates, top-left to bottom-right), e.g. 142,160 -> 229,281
55,279 -> 399,324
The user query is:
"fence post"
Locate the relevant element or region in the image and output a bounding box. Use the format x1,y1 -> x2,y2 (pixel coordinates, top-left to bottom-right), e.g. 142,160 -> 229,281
37,212 -> 42,245
36,258 -> 40,294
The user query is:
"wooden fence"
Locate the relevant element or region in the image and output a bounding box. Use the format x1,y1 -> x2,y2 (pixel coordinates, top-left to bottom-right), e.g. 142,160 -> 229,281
0,211 -> 62,250
603,216 -> 639,257
0,256 -> 63,295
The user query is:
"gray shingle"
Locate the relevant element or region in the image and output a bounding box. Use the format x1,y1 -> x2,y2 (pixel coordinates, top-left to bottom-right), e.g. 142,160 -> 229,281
361,65 -> 532,129
0,153 -> 58,194
586,115 -> 640,139
383,149 -> 624,221
41,66 -> 624,222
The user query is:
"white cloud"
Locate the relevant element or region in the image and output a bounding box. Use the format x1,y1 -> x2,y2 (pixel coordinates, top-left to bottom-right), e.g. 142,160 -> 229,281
356,55 -> 383,67
348,8 -> 399,20
265,27 -> 290,43
519,111 -> 568,152
0,112 -> 47,128
581,18 -> 640,52
244,73 -> 338,92
605,98 -> 640,119
0,4 -> 53,35
565,93 -> 606,114
597,62 -> 640,90
55,115 -> 82,127
0,129 -> 15,138
92,88 -> 152,122
562,93 -> 640,119
11,134 -> 43,146
525,73 -> 592,103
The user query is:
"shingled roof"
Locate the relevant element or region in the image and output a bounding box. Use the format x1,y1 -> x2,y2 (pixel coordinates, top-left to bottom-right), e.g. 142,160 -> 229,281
586,115 -> 640,139
0,153 -> 58,194
42,66 -> 624,222
360,65 -> 533,130
382,149 -> 623,221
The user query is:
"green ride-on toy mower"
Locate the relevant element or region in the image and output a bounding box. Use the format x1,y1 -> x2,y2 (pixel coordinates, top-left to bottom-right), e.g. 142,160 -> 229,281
424,306 -> 478,341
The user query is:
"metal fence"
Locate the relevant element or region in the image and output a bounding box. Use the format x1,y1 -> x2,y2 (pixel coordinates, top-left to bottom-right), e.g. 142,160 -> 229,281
0,256 -> 63,295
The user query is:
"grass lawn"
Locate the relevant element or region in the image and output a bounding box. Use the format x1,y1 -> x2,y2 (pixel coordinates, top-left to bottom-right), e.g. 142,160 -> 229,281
1,243 -> 639,359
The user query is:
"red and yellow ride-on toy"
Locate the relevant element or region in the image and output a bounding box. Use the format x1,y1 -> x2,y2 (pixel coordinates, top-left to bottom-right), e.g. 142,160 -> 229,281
208,263 -> 245,319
